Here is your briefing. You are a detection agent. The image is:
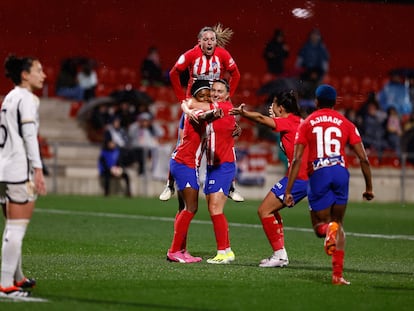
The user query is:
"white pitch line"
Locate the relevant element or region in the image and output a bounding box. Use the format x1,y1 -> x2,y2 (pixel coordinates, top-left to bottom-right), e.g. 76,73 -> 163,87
0,295 -> 48,303
35,208 -> 414,241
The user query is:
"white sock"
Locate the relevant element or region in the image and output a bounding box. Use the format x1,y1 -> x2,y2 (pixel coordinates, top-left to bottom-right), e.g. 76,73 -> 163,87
1,219 -> 29,288
14,256 -> 24,283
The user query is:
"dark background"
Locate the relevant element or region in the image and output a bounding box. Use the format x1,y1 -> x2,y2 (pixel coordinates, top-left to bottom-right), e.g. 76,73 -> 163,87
1,0 -> 413,93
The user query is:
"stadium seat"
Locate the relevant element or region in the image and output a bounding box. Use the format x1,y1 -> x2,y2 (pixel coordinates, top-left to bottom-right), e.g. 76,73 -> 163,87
359,76 -> 379,94
154,103 -> 174,121
322,74 -> 340,90
43,65 -> 57,97
97,67 -> 117,88
118,67 -> 138,87
239,72 -> 261,92
154,86 -> 177,103
339,75 -> 359,95
158,122 -> 172,143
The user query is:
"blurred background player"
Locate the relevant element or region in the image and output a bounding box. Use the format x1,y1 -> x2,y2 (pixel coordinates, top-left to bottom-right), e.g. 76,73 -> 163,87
284,84 -> 374,285
230,90 -> 308,267
0,55 -> 47,297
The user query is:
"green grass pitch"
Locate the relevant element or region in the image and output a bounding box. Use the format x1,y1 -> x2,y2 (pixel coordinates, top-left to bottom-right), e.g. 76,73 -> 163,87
1,194 -> 413,310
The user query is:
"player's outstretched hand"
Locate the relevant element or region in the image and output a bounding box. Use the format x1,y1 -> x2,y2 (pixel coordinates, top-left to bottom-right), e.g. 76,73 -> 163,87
284,193 -> 295,207
229,103 -> 246,115
362,191 -> 374,201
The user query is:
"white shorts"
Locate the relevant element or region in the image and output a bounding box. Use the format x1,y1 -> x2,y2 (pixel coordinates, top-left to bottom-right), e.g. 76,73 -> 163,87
0,181 -> 37,204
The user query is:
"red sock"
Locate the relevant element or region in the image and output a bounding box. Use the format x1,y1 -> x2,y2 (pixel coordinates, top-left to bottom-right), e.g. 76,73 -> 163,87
175,211 -> 187,250
316,223 -> 329,237
169,210 -> 194,253
211,214 -> 228,251
225,217 -> 230,249
332,249 -> 345,278
274,212 -> 284,246
261,215 -> 284,251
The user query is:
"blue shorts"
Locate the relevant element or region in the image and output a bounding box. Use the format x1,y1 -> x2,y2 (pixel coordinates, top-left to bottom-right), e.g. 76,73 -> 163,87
308,165 -> 350,211
204,162 -> 236,196
271,176 -> 308,207
170,159 -> 199,191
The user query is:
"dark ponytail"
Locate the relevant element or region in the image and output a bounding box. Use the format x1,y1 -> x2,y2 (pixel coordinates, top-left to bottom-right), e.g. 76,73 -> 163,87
273,90 -> 301,116
4,54 -> 36,85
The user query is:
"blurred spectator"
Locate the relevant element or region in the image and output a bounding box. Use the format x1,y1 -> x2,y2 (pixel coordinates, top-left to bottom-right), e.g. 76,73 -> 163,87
403,111 -> 414,132
128,112 -> 164,175
85,104 -> 112,143
408,73 -> 414,112
385,106 -> 402,157
91,104 -> 111,133
344,108 -> 357,125
402,112 -> 414,165
113,101 -> 137,129
55,58 -> 84,101
98,139 -> 132,197
378,70 -> 412,120
355,92 -> 377,132
296,68 -> 320,116
77,59 -> 98,101
295,28 -> 329,82
104,116 -> 132,168
361,100 -> 387,160
140,46 -> 166,86
263,28 -> 289,76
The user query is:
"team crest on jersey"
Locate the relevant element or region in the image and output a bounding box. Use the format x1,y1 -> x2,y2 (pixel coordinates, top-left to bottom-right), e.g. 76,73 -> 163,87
229,58 -> 235,66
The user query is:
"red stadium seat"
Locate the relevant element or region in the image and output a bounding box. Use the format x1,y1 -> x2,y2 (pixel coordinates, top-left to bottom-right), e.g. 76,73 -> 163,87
154,103 -> 173,121
118,67 -> 138,87
154,86 -> 177,103
322,74 -> 340,90
359,76 -> 379,94
339,75 -> 358,95
239,72 -> 260,92
97,67 -> 117,87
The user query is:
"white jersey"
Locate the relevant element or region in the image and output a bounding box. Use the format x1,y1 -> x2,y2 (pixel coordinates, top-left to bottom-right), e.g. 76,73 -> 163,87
0,86 -> 42,183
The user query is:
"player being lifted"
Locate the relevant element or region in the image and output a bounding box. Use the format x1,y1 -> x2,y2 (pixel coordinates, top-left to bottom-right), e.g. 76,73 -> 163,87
160,23 -> 244,203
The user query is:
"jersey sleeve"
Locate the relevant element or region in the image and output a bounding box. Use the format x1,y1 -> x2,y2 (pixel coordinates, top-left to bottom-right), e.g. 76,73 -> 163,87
169,49 -> 194,101
347,121 -> 362,145
273,117 -> 289,133
20,95 -> 42,169
294,121 -> 308,146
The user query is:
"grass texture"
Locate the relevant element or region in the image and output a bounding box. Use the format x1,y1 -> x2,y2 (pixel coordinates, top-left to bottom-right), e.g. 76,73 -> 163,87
1,194 -> 413,310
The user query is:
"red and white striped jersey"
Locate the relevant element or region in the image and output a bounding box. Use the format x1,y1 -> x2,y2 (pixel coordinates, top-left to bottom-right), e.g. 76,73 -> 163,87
205,101 -> 236,166
171,114 -> 206,169
170,45 -> 240,101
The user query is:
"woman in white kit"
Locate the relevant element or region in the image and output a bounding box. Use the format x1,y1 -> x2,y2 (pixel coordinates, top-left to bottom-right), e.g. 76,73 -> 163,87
0,54 -> 47,297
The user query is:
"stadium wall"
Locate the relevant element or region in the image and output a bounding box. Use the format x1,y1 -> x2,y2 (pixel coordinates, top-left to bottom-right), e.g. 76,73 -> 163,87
1,0 -> 414,94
